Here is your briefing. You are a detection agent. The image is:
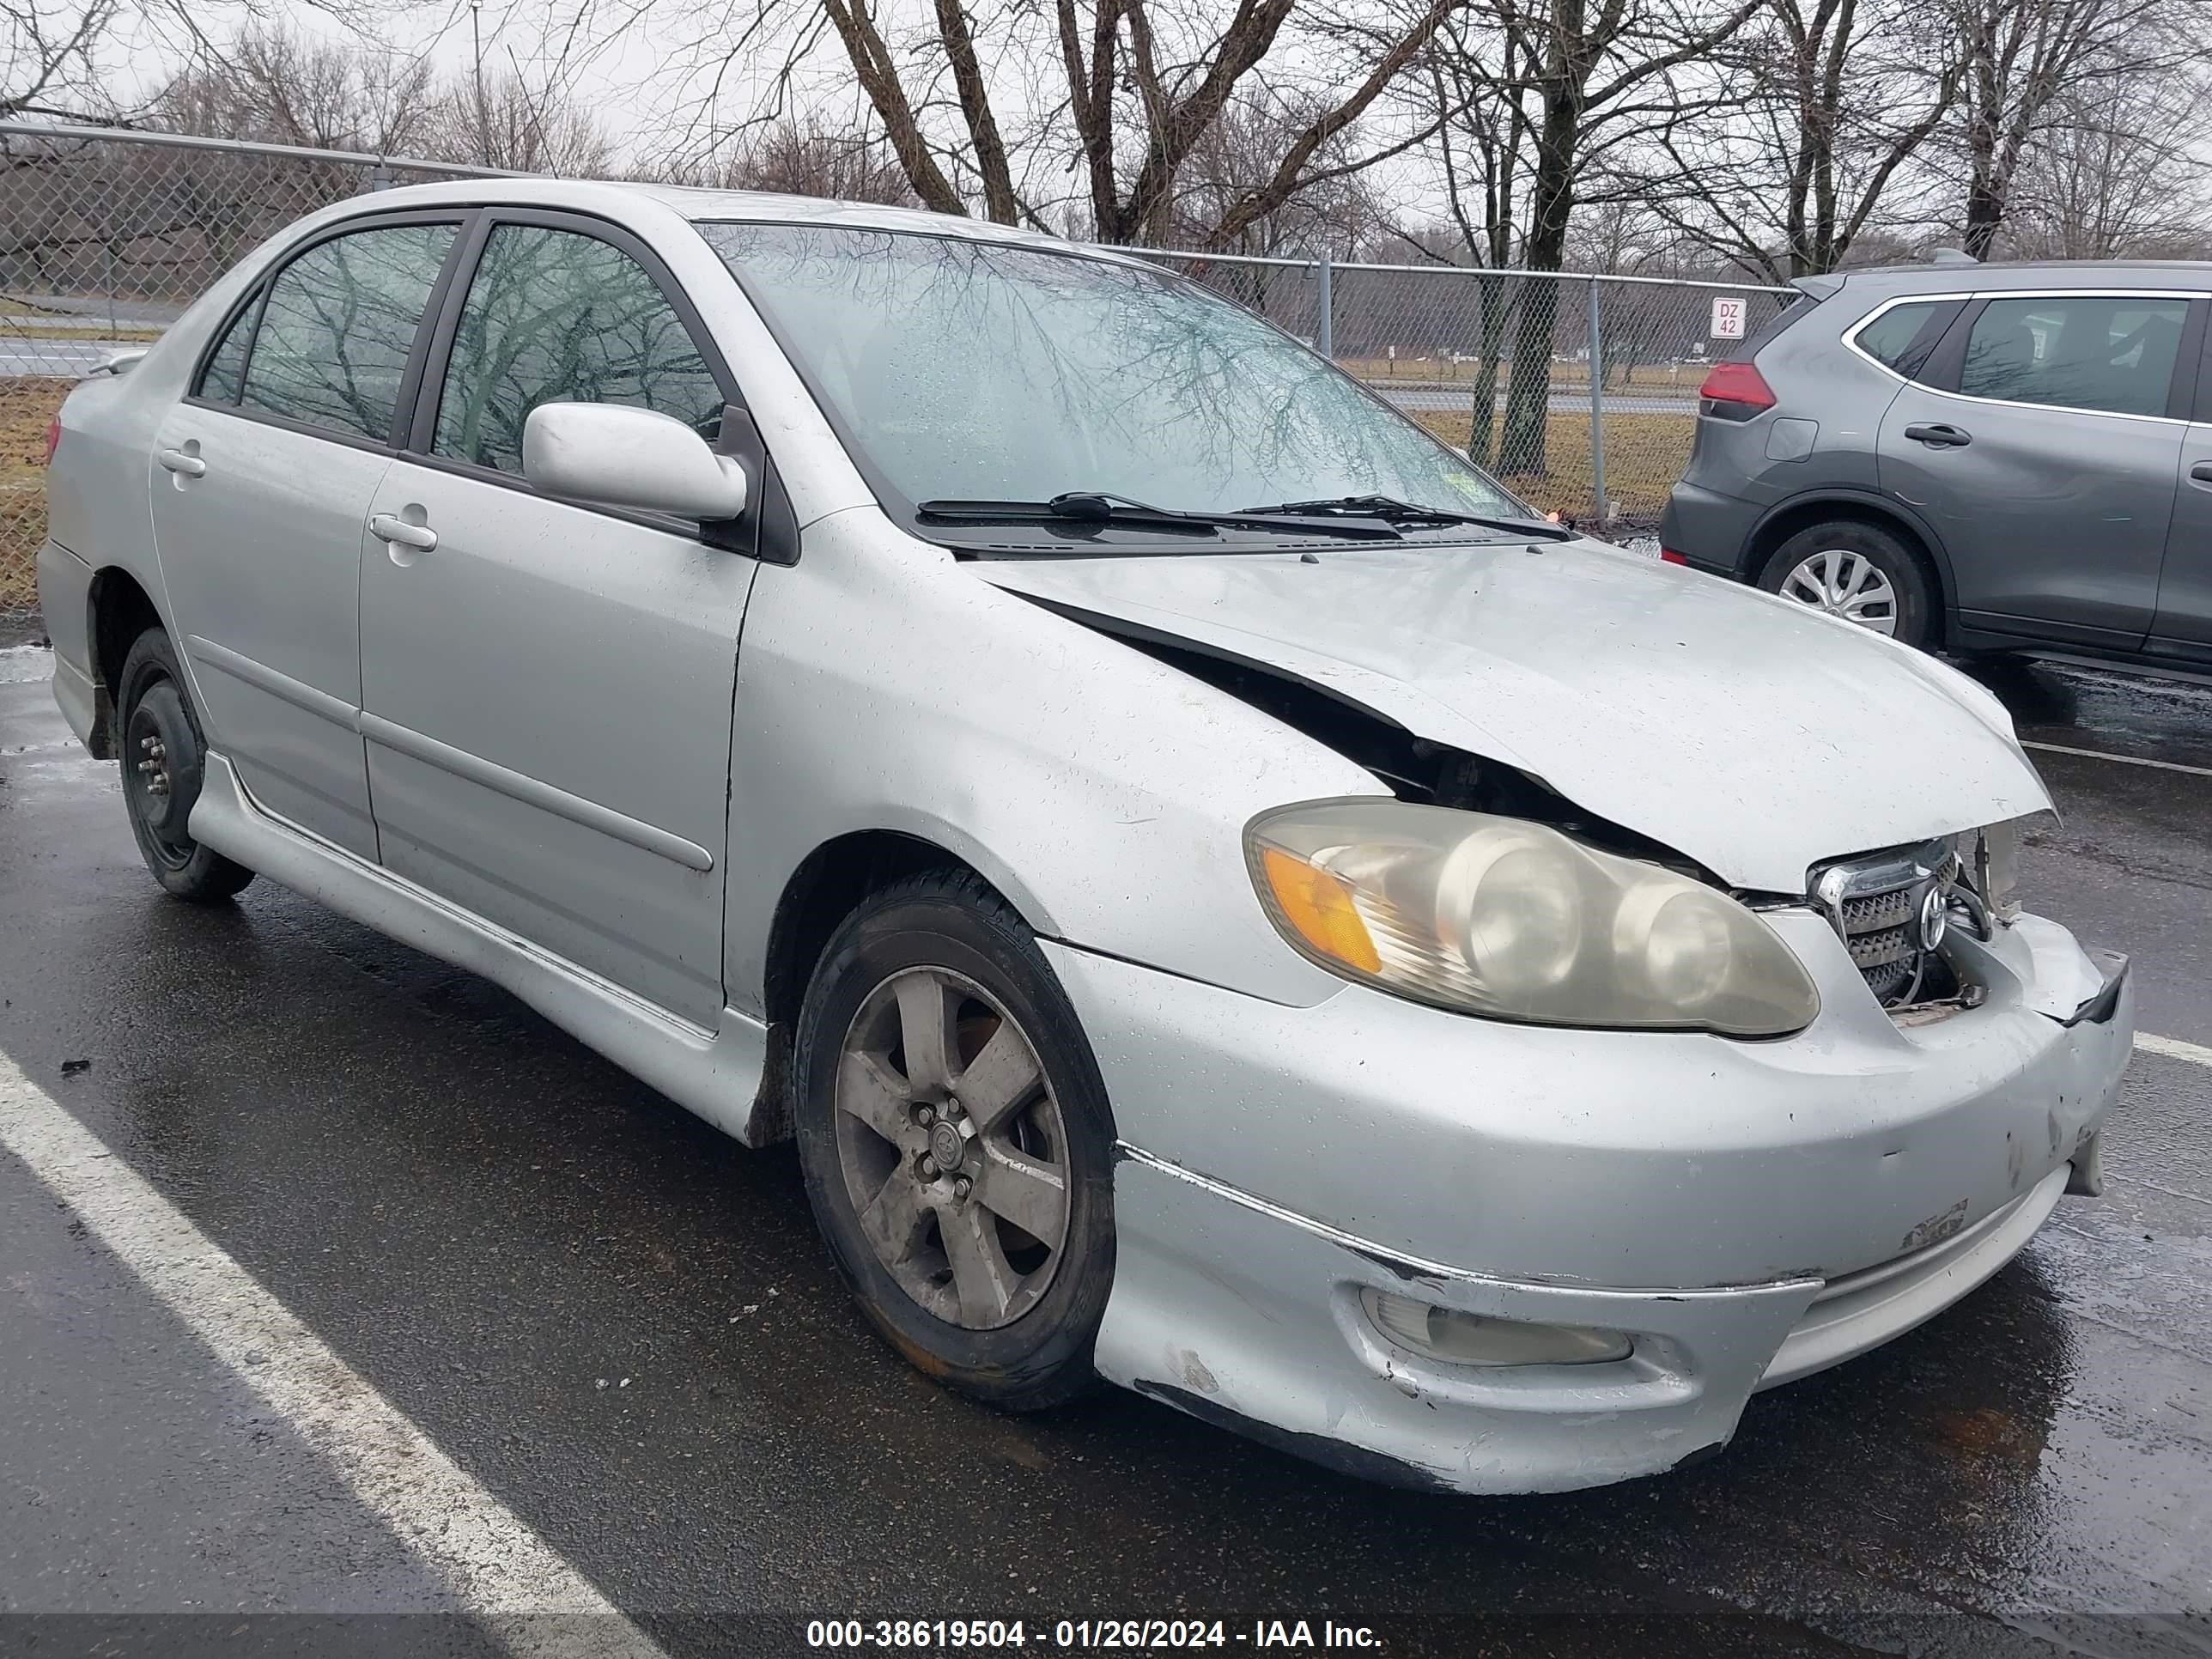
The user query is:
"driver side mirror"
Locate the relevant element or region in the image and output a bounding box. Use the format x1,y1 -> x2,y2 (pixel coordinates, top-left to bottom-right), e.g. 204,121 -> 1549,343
521,401 -> 748,522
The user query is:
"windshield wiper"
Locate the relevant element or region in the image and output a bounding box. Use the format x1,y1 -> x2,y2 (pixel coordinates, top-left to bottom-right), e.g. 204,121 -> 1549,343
916,491 -> 1401,542
1235,493 -> 1568,537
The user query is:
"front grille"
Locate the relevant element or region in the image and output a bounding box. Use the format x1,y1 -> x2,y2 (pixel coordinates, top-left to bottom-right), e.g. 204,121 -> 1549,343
1812,842 -> 1961,1008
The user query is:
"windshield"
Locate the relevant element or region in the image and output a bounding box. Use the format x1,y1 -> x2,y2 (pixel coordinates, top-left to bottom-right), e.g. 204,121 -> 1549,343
698,223 -> 1533,534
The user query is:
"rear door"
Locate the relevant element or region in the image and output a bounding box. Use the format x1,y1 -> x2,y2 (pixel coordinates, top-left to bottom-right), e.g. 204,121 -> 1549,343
149,215 -> 464,858
2151,328 -> 2212,665
1875,289 -> 2201,650
357,211 -> 756,1026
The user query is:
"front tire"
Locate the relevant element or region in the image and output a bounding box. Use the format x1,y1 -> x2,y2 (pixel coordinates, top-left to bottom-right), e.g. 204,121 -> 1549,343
1758,520 -> 1935,648
793,870 -> 1115,1411
114,628 -> 255,902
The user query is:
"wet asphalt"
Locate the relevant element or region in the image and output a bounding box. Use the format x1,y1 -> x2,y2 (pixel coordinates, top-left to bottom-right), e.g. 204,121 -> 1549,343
1,635 -> 2209,1659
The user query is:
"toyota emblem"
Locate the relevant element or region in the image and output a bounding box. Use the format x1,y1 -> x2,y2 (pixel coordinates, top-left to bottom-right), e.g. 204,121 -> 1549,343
1915,881 -> 1949,953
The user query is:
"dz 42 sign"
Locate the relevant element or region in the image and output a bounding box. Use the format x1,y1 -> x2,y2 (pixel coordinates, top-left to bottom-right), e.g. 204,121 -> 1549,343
1711,296 -> 1747,339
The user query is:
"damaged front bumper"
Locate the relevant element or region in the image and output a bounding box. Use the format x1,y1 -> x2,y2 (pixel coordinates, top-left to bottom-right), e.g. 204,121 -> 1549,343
1047,913 -> 2131,1495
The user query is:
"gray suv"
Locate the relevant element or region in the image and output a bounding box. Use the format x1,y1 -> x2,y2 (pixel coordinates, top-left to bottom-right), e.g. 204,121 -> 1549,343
1660,262 -> 2212,669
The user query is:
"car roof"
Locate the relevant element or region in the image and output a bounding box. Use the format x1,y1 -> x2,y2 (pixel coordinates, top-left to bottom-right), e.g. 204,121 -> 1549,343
1820,259 -> 2212,296
339,173 -> 1113,258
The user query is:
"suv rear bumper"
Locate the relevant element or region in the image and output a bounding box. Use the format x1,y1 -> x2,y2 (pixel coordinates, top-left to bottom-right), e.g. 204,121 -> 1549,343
1658,479 -> 1760,578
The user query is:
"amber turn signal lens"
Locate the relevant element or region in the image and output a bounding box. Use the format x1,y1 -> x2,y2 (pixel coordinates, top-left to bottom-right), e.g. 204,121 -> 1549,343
1260,847 -> 1381,974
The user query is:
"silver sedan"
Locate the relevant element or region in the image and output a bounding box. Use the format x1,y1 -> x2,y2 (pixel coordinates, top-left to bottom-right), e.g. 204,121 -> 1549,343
37,179 -> 2130,1493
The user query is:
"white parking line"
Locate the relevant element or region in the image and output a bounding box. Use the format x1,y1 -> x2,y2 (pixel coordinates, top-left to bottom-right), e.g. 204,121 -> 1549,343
2139,1031 -> 2212,1070
2022,740 -> 2212,779
0,1052 -> 668,1659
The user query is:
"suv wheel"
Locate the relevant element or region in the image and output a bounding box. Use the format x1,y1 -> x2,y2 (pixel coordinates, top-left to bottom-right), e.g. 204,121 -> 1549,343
114,628 -> 256,902
1758,520 -> 1934,648
793,870 -> 1115,1411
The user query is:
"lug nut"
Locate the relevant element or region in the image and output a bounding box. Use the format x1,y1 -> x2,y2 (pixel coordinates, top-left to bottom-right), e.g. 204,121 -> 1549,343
944,1097 -> 963,1120
914,1103 -> 935,1127
918,1154 -> 939,1179
953,1176 -> 972,1200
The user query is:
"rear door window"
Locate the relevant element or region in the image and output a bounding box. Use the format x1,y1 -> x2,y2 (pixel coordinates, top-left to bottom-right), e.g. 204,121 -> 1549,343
1958,295 -> 2189,417
237,222 -> 458,441
429,223 -> 726,476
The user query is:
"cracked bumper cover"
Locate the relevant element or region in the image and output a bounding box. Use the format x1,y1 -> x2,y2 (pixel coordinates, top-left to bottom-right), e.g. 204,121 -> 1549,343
1048,912 -> 2132,1494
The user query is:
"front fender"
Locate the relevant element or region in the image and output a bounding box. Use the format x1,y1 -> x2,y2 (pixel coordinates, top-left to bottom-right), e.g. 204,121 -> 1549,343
723,510 -> 1379,1015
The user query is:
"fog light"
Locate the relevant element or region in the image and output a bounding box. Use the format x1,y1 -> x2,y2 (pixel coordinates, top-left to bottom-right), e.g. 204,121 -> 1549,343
1360,1288 -> 1632,1367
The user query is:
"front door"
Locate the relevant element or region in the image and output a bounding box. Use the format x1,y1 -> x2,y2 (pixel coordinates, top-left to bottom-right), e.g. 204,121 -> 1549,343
357,215 -> 754,1026
149,217 -> 461,858
1876,290 -> 2196,650
2153,422 -> 2212,666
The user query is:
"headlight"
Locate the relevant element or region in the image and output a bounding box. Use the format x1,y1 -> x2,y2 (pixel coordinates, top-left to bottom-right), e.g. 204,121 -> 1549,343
1247,800 -> 1820,1036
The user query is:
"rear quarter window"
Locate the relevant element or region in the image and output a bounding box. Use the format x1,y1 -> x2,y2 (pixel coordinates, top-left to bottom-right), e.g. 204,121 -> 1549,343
1847,299 -> 1965,383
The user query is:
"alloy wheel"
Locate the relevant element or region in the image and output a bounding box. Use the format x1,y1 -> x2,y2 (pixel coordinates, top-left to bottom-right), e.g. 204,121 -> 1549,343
832,966 -> 1070,1330
1778,549 -> 1900,635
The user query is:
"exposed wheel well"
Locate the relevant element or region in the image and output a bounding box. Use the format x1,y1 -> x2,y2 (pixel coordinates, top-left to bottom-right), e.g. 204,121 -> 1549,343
1746,501 -> 1948,645
748,830 -> 999,1146
86,568 -> 161,759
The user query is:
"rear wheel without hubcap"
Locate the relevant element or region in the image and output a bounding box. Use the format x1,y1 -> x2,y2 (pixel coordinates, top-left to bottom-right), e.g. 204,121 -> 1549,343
114,628 -> 255,902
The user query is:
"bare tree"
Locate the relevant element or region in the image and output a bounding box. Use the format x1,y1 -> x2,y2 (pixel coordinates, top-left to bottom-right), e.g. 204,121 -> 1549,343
154,24 -> 434,151
1417,0 -> 1763,475
1942,0 -> 2200,259
7,0 -> 404,125
1169,86 -> 1398,254
1396,26 -> 1532,465
668,110 -> 917,202
2001,65 -> 2209,256
645,0 -> 1462,245
3,0 -> 118,117
421,69 -> 614,174
1608,0 -> 1960,279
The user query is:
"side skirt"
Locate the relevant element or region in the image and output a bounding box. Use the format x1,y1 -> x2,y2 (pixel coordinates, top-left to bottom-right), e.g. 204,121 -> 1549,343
191,750 -> 776,1146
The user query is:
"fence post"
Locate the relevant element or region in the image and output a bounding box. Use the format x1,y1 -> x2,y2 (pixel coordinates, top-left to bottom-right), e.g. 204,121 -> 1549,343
1316,250 -> 1334,363
1586,277 -> 1607,527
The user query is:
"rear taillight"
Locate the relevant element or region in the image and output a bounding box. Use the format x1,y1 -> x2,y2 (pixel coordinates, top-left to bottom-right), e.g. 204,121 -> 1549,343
44,416 -> 62,465
1697,361 -> 1776,411
1658,548 -> 1689,566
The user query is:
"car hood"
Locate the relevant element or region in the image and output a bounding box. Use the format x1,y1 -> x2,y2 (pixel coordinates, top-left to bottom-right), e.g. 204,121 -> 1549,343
975,538 -> 2051,894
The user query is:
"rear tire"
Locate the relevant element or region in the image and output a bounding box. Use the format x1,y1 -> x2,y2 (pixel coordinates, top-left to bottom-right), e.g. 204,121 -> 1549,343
1758,520 -> 1935,649
114,628 -> 255,903
793,870 -> 1114,1412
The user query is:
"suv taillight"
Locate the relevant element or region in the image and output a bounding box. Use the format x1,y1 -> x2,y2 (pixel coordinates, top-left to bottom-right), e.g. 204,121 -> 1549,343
1698,361 -> 1777,411
44,416 -> 62,465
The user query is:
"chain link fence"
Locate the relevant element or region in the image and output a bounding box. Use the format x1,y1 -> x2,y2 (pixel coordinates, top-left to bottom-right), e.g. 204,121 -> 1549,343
1,123 -> 501,620
1,120 -> 1794,624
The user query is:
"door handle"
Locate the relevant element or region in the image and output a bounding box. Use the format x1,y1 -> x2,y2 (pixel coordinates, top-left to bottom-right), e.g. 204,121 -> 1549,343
156,447 -> 206,477
1904,423 -> 1972,448
369,514 -> 438,552
2190,461 -> 2212,486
